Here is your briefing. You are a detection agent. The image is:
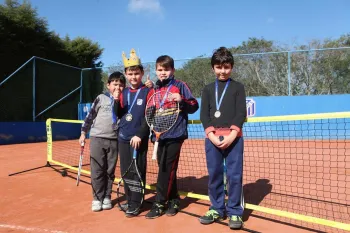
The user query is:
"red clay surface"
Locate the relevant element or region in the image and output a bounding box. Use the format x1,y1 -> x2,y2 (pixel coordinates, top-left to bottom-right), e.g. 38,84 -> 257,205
0,141 -> 349,233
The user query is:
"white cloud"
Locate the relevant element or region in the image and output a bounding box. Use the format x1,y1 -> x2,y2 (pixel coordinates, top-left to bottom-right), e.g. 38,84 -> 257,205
128,0 -> 162,14
267,17 -> 274,24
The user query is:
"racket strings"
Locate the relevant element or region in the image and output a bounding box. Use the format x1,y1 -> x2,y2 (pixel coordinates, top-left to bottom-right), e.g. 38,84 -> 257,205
122,162 -> 144,194
145,91 -> 179,133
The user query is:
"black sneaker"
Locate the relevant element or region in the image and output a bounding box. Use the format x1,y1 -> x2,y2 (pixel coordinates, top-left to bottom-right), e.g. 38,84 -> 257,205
199,210 -> 224,225
145,203 -> 165,219
117,202 -> 128,211
228,215 -> 243,229
125,206 -> 141,218
166,199 -> 180,216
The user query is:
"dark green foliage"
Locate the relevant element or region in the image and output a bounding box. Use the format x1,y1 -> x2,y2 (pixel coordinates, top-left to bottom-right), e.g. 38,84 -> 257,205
0,0 -> 104,121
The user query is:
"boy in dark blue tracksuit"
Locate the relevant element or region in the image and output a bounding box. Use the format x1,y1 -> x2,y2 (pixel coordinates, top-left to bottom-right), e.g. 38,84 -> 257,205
199,47 -> 247,230
116,49 -> 152,217
145,55 -> 199,219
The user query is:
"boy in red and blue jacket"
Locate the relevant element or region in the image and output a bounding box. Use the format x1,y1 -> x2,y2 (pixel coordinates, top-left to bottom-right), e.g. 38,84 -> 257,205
145,55 -> 199,219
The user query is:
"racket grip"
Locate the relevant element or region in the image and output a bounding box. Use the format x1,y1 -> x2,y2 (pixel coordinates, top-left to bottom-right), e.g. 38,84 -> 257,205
152,141 -> 159,160
133,149 -> 137,159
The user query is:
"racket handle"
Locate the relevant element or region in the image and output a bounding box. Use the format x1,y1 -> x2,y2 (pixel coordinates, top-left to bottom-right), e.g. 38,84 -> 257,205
133,149 -> 137,159
80,142 -> 85,154
152,141 -> 159,160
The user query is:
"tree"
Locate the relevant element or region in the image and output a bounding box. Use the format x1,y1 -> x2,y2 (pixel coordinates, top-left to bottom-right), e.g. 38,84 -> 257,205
230,38 -> 288,96
174,36 -> 350,97
64,37 -> 104,68
291,35 -> 350,95
175,57 -> 213,97
175,38 -> 289,97
0,0 -> 105,121
0,0 -> 104,82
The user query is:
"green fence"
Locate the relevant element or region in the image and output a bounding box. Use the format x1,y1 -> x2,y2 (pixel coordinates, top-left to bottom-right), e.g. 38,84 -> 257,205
1,47 -> 349,121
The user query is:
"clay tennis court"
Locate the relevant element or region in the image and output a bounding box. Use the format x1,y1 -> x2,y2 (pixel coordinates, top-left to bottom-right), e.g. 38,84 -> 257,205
1,137 -> 349,233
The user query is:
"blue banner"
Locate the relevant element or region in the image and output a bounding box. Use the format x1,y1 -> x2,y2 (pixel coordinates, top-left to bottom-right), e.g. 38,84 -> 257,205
78,103 -> 92,120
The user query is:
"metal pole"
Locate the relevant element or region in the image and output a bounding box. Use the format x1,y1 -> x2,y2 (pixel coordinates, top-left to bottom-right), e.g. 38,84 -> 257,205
36,86 -> 81,118
80,69 -> 83,103
0,57 -> 35,87
288,52 -> 291,96
33,58 -> 36,121
35,57 -> 81,70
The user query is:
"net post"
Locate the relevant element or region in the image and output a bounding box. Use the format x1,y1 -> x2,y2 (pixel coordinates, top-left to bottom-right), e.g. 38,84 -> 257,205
46,118 -> 53,162
79,69 -> 83,103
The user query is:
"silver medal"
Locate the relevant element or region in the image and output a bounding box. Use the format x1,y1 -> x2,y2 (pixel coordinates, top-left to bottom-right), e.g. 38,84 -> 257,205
214,110 -> 221,118
125,113 -> 133,121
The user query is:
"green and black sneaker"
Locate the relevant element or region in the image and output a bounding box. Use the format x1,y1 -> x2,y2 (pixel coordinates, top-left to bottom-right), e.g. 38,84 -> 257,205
228,215 -> 243,229
166,199 -> 180,216
199,210 -> 224,225
145,203 -> 165,219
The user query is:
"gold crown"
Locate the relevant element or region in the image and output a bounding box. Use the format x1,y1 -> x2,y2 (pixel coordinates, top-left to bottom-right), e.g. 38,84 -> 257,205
122,48 -> 141,68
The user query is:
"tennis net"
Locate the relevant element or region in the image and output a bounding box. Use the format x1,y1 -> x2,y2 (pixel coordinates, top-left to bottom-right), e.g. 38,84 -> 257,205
46,111 -> 350,232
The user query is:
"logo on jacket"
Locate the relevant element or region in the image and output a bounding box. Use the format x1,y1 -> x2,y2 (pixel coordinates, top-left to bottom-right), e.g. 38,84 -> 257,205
137,99 -> 143,105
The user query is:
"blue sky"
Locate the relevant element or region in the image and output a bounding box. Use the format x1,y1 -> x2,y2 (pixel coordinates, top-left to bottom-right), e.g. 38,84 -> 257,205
3,0 -> 350,67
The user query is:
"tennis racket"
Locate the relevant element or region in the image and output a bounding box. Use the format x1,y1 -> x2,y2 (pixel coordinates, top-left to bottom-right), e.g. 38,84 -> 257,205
116,148 -> 145,212
145,90 -> 180,160
219,136 -> 228,196
76,141 -> 85,186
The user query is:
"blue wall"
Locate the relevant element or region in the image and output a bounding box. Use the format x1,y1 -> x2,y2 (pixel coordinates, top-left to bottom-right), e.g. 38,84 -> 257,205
188,94 -> 350,120
186,94 -> 350,140
0,122 -> 82,145
0,122 -> 46,145
1,94 -> 349,145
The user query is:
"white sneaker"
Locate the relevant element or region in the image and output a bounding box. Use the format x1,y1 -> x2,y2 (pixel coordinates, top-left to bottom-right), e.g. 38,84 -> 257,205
92,200 -> 102,212
102,198 -> 112,210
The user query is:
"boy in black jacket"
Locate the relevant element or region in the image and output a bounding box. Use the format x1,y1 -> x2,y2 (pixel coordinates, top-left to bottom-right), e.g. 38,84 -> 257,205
199,47 -> 247,230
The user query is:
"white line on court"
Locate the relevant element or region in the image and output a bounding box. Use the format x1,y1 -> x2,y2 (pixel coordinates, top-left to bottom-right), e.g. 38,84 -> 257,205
0,224 -> 67,233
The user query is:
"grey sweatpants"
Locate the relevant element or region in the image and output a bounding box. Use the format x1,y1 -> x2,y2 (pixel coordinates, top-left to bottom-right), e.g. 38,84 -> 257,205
90,136 -> 118,201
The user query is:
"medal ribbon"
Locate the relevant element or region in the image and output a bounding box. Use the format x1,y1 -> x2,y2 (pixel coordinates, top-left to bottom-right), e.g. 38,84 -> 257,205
127,85 -> 142,114
110,95 -> 117,124
215,78 -> 231,112
158,78 -> 174,108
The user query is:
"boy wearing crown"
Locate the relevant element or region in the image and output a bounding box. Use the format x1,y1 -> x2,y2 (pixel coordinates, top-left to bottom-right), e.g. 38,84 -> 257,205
115,49 -> 152,217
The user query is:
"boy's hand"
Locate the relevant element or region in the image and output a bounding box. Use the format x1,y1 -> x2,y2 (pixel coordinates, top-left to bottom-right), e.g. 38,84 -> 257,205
208,132 -> 223,147
144,75 -> 154,88
217,131 -> 238,150
79,133 -> 86,146
170,93 -> 182,102
113,88 -> 120,101
130,136 -> 141,149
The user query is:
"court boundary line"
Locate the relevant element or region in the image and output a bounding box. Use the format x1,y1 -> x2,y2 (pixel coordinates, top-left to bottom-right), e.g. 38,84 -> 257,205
0,223 -> 67,233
